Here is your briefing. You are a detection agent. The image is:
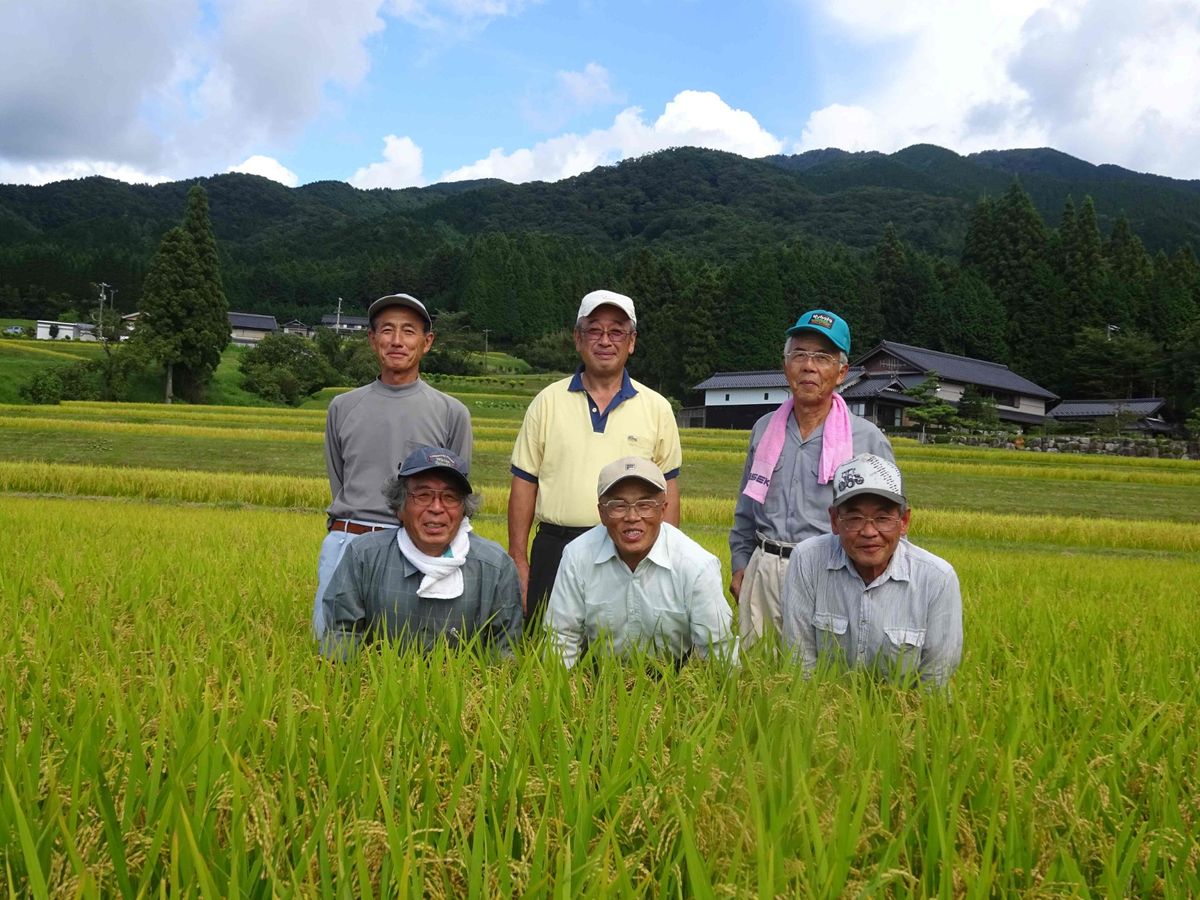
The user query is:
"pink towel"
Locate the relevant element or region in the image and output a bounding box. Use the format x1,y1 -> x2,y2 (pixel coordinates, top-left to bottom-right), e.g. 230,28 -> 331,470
742,393 -> 854,503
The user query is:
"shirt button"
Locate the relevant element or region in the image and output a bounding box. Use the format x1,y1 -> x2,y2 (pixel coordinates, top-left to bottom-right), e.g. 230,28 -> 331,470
592,408 -> 598,413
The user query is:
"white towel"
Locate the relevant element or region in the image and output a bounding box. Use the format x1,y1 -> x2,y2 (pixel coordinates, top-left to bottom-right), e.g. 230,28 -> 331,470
396,519 -> 473,599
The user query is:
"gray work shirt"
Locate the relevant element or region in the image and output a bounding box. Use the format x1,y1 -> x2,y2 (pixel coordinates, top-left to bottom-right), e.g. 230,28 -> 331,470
729,412 -> 893,571
320,530 -> 523,659
325,378 -> 473,525
781,533 -> 963,686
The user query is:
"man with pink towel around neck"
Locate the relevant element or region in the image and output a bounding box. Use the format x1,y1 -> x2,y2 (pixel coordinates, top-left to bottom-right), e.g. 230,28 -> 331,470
729,309 -> 894,648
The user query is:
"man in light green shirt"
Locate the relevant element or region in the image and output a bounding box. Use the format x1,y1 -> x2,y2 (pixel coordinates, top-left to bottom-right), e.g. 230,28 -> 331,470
544,456 -> 738,669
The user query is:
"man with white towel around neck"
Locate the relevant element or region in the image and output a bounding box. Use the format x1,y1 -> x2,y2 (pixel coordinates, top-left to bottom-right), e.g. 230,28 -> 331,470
320,446 -> 522,660
729,309 -> 893,648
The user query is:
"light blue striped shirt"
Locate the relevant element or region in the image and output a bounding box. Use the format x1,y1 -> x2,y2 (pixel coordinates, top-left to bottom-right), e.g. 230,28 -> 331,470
781,533 -> 962,686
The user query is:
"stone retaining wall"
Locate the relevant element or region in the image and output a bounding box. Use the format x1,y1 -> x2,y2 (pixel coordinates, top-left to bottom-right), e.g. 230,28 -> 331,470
907,432 -> 1199,460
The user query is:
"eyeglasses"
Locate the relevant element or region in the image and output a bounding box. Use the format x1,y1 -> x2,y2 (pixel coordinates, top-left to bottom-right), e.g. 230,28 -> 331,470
408,488 -> 465,510
784,349 -> 840,366
581,326 -> 632,344
838,513 -> 903,533
599,498 -> 663,519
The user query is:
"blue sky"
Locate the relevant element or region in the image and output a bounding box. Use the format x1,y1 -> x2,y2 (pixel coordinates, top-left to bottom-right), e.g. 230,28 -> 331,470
2,0 -> 1198,187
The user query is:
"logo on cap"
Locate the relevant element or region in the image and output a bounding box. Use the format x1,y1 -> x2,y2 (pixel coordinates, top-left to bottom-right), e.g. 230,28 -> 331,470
836,467 -> 865,493
429,453 -> 456,467
809,312 -> 835,329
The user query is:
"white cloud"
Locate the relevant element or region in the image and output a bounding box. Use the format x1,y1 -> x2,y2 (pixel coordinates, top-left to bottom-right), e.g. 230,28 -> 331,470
349,135 -> 425,188
558,63 -> 619,108
0,160 -> 169,188
798,104 -> 891,153
188,0 -> 386,150
795,0 -> 1200,178
228,155 -> 300,186
0,0 -> 196,168
386,0 -> 535,30
0,0 -> 389,184
443,89 -> 784,183
523,62 -> 623,132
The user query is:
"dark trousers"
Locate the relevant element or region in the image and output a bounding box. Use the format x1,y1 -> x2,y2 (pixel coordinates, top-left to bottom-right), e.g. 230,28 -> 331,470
525,522 -> 591,634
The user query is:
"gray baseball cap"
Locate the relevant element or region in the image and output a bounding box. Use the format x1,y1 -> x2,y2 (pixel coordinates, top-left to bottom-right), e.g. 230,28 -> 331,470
367,293 -> 432,329
832,453 -> 906,507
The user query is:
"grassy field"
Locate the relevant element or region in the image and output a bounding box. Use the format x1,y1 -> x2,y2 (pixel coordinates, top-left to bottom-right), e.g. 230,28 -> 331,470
2,395 -> 1199,895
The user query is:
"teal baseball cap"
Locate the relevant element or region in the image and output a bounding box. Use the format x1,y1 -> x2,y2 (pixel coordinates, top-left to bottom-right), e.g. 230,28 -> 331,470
786,309 -> 851,355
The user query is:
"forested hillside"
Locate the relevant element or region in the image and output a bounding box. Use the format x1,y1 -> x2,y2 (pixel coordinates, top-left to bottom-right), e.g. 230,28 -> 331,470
2,145 -> 1198,417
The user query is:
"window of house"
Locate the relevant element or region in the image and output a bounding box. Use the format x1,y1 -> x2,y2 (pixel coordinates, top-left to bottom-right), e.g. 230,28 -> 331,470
763,392 -> 769,400
849,401 -> 866,416
725,393 -> 730,401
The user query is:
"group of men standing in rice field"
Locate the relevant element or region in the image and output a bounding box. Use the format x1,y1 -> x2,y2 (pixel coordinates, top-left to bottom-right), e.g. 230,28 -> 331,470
313,288 -> 963,687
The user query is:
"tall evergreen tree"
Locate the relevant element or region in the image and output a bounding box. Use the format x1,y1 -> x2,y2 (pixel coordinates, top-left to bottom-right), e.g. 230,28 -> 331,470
621,250 -> 685,396
175,185 -> 230,398
1060,196 -> 1106,327
960,197 -> 999,276
1146,250 -> 1198,343
134,226 -> 206,403
722,250 -> 787,370
1103,214 -> 1152,325
872,223 -> 928,342
678,262 -> 725,399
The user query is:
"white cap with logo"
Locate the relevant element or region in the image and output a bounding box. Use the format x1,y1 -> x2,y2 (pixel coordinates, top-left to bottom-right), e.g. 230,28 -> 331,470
577,289 -> 636,326
597,456 -> 666,497
832,453 -> 906,508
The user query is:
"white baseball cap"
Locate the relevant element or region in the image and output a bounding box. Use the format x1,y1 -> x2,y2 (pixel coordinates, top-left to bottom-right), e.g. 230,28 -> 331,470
577,289 -> 636,327
832,453 -> 906,508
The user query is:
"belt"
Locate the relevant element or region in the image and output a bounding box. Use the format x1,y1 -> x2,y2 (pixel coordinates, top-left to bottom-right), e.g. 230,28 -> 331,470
537,522 -> 592,540
329,519 -> 395,535
757,537 -> 794,559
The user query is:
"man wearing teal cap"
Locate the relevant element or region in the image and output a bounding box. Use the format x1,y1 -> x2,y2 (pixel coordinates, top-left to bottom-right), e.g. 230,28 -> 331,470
728,309 -> 894,648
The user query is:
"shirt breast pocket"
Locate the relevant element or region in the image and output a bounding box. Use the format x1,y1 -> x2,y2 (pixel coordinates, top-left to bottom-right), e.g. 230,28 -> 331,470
812,611 -> 848,658
646,604 -> 689,652
882,627 -> 926,680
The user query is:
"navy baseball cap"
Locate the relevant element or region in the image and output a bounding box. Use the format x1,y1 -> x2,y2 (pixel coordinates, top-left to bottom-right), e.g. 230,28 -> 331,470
398,446 -> 472,493
786,309 -> 851,355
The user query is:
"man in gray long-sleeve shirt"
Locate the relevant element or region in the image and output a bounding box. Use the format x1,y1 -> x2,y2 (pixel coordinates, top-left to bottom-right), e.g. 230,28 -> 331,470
321,447 -> 522,659
312,293 -> 472,638
729,309 -> 892,647
781,453 -> 962,687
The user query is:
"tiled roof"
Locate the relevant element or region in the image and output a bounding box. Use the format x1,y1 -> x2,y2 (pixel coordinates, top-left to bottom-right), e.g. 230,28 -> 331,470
228,312 -> 278,331
840,375 -> 904,399
1050,398 -> 1165,419
860,341 -> 1058,400
998,408 -> 1048,425
693,370 -> 789,391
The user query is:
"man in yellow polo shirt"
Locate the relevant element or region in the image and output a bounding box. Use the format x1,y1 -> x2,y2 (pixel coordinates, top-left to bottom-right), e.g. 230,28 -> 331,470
508,289 -> 682,633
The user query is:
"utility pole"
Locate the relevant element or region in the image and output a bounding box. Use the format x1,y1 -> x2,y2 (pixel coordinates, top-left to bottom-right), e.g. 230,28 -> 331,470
97,282 -> 109,342
336,297 -> 343,334
481,328 -> 490,372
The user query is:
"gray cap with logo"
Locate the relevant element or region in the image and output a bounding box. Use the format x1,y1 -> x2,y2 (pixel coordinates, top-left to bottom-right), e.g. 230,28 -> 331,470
832,453 -> 906,508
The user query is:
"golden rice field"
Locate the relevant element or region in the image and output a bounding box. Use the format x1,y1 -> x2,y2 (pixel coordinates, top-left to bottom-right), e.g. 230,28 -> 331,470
2,395 -> 1199,896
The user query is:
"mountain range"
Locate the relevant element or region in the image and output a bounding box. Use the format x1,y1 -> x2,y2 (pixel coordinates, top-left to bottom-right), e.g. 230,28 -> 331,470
1,144 -> 1197,319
